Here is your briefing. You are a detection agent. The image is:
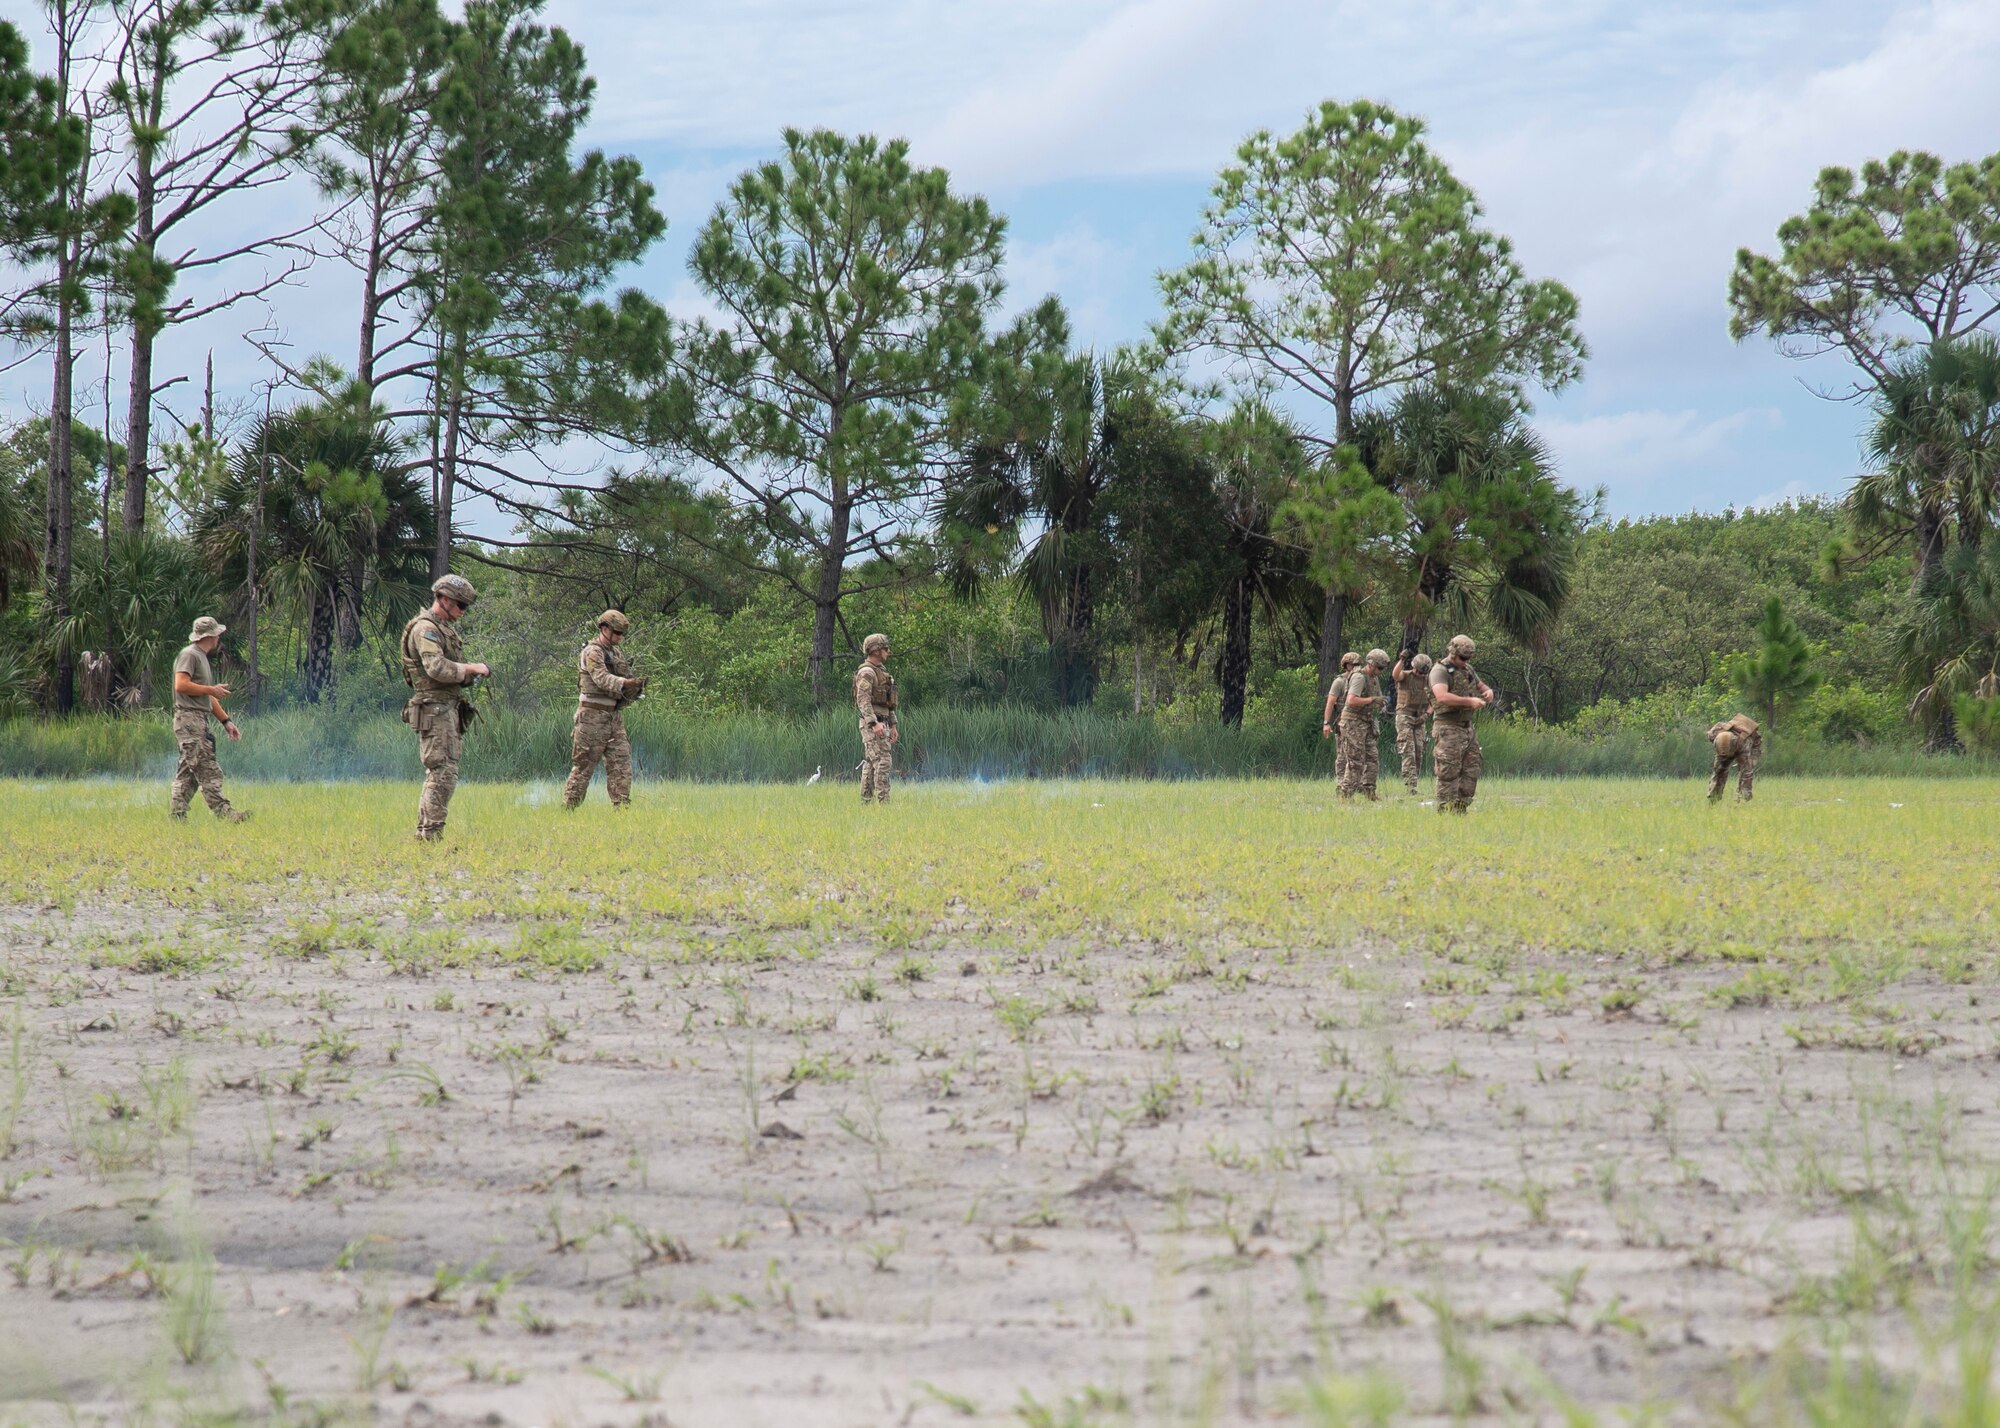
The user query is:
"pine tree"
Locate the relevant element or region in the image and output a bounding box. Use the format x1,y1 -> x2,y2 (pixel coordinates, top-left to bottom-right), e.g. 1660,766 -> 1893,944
1726,598 -> 1818,732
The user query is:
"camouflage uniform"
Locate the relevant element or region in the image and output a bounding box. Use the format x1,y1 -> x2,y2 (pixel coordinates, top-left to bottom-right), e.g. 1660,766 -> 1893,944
1429,643 -> 1486,813
1330,652 -> 1361,786
1393,659 -> 1432,795
854,644 -> 897,804
1336,661 -> 1385,799
169,639 -> 237,820
401,604 -> 477,838
564,628 -> 639,808
1706,713 -> 1762,802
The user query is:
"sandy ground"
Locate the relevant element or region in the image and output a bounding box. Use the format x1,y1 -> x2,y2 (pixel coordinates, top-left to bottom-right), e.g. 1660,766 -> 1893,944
2,900 -> 1996,1426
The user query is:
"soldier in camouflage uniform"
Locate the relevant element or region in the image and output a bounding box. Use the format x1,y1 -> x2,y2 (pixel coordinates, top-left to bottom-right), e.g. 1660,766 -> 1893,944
1428,633 -> 1494,813
400,574 -> 491,840
1322,651 -> 1362,784
1390,648 -> 1433,795
1335,649 -> 1389,800
170,616 -> 248,822
854,633 -> 898,804
1705,713 -> 1762,802
564,610 -> 647,808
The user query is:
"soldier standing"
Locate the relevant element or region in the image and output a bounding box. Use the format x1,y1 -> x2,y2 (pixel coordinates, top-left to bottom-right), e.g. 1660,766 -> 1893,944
854,633 -> 898,804
1335,649 -> 1389,800
1321,651 -> 1362,784
400,574 -> 491,841
564,610 -> 647,809
1390,647 -> 1433,795
170,616 -> 248,822
1428,633 -> 1494,814
1705,713 -> 1762,802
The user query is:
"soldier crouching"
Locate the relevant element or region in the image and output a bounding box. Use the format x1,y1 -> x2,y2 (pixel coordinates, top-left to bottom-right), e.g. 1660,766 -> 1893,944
565,609 -> 647,808
1706,714 -> 1762,802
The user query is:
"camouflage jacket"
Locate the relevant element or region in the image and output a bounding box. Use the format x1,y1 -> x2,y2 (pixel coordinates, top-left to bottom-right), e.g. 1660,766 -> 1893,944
1429,659 -> 1484,726
578,639 -> 636,710
401,612 -> 472,698
854,661 -> 897,727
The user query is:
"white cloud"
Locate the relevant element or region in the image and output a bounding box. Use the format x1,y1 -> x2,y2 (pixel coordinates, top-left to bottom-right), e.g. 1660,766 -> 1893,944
1540,406 -> 1784,487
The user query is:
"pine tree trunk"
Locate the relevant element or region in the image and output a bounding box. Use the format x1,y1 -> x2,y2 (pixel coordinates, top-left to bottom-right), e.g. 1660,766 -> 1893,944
47,286 -> 76,714
809,492 -> 851,708
1220,574 -> 1252,727
305,589 -> 335,703
433,379 -> 463,580
122,148 -> 157,538
1316,589 -> 1345,701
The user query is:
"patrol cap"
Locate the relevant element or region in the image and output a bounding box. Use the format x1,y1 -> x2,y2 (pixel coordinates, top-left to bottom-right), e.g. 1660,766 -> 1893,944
188,616 -> 226,642
432,573 -> 478,607
862,633 -> 890,655
597,609 -> 630,634
1448,634 -> 1475,658
1366,648 -> 1389,667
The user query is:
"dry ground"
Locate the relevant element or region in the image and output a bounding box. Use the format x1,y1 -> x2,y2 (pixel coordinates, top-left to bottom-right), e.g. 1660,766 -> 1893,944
0,778 -> 1996,1426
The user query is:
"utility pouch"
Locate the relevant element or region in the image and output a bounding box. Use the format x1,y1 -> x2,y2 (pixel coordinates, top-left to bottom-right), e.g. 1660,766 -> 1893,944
401,697 -> 418,728
457,702 -> 477,736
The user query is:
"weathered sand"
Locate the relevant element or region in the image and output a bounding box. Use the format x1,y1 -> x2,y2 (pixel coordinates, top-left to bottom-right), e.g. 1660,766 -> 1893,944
1,902 -> 1993,1425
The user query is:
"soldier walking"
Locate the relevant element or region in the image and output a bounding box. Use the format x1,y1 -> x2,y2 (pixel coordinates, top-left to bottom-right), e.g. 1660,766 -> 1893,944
1390,647 -> 1433,795
1428,634 -> 1494,814
400,574 -> 491,841
1705,713 -> 1762,802
1335,649 -> 1389,800
170,616 -> 248,823
564,610 -> 647,808
854,633 -> 898,804
1322,651 -> 1361,785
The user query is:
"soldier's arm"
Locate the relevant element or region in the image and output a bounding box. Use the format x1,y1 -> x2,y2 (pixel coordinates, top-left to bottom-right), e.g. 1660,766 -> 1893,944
583,646 -> 627,696
415,629 -> 470,684
207,694 -> 232,724
854,668 -> 876,720
174,671 -> 228,699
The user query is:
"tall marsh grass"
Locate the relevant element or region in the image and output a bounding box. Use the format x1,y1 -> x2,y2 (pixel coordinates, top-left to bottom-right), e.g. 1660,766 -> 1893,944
0,706 -> 1982,782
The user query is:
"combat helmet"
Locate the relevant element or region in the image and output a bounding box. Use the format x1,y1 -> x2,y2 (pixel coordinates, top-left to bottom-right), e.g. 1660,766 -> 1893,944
1365,648 -> 1390,668
432,573 -> 478,608
1714,729 -> 1740,758
1412,653 -> 1433,674
862,633 -> 890,656
597,609 -> 630,635
1447,634 -> 1475,659
1340,650 -> 1360,671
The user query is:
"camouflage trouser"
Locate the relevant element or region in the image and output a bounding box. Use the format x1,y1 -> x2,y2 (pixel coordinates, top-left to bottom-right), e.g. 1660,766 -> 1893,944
170,716 -> 232,818
414,700 -> 462,837
1708,741 -> 1760,802
1336,717 -> 1378,798
564,706 -> 632,807
1395,710 -> 1429,793
1432,720 -> 1482,812
859,723 -> 893,803
1333,729 -> 1349,787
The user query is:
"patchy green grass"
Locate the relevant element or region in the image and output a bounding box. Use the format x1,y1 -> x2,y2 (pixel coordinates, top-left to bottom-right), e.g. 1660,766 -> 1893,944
2,777 -> 1990,974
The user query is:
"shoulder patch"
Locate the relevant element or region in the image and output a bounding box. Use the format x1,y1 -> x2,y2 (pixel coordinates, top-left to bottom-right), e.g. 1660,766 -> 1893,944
422,630 -> 440,643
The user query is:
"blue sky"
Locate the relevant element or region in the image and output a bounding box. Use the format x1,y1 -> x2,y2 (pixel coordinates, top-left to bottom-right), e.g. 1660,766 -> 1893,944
544,0 -> 2000,517
7,0 -> 2000,520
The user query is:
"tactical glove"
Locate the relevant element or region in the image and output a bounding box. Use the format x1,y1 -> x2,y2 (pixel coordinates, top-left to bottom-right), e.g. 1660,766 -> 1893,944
624,676 -> 649,697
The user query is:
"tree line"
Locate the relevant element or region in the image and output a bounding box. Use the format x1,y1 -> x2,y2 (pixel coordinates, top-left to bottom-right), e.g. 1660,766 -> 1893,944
0,2 -> 1997,751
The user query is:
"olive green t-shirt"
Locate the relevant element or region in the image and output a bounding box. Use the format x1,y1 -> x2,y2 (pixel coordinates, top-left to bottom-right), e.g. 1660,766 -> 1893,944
172,645 -> 212,717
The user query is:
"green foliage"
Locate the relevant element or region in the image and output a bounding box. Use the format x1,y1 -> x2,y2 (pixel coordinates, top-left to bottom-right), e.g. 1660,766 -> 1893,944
1730,147 -> 2000,391
1951,692 -> 2000,756
1725,598 -> 1819,731
670,126 -> 1009,702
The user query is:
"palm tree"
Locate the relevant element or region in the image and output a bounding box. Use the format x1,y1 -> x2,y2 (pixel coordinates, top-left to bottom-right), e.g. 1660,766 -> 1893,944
195,393 -> 434,702
1352,385 -> 1584,656
1850,335 -> 2000,588
942,351 -> 1128,706
1203,401 -> 1316,726
50,531 -> 218,703
1896,540 -> 2000,731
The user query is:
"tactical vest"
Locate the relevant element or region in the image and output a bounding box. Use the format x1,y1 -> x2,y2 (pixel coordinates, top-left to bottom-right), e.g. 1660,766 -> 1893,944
1341,669 -> 1380,722
400,612 -> 466,697
578,640 -> 632,710
1430,660 -> 1482,726
1396,668 -> 1431,716
855,662 -> 897,722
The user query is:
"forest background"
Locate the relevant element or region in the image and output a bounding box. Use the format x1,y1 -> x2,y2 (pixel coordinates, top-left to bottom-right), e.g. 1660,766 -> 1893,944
1,0 -> 1997,781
